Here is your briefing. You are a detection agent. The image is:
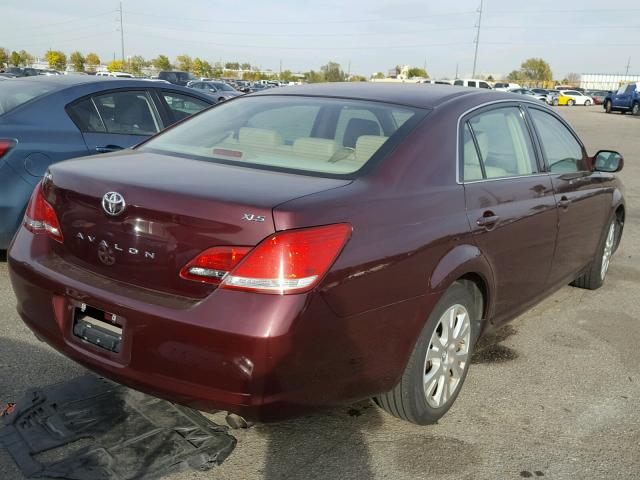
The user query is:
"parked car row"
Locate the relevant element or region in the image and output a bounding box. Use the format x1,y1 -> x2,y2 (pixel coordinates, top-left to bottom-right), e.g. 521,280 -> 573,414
0,76 -> 216,248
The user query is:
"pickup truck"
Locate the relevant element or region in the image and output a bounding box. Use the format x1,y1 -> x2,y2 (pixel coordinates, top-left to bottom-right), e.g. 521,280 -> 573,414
604,83 -> 640,115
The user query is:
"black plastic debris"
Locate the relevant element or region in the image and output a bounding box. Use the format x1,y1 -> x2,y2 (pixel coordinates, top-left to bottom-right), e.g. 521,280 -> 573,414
0,375 -> 236,479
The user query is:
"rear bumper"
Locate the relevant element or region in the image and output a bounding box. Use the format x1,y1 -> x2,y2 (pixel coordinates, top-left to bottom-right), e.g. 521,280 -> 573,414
8,228 -> 437,421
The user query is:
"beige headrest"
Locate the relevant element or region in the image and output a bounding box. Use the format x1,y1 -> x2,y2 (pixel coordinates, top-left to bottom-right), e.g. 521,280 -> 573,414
355,135 -> 388,162
293,138 -> 339,159
239,127 -> 283,148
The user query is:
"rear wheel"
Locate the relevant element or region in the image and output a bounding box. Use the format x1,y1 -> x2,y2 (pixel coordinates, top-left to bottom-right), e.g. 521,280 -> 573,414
374,281 -> 481,425
605,100 -> 612,113
632,103 -> 640,116
568,99 -> 575,106
571,217 -> 618,290
584,100 -> 591,106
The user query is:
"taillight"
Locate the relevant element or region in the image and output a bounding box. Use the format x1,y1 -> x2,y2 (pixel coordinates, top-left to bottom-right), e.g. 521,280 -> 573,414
222,223 -> 352,294
180,246 -> 251,285
23,183 -> 64,243
0,139 -> 16,159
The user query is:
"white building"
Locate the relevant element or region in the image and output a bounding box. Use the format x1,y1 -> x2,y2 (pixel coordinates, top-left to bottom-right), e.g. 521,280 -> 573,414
580,73 -> 640,90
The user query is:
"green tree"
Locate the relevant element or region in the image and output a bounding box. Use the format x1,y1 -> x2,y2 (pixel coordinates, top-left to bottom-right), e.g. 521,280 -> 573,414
304,70 -> 325,83
506,70 -> 524,82
0,47 -> 8,68
349,75 -> 367,82
176,54 -> 193,72
85,52 -> 100,72
486,74 -> 495,82
45,50 -> 66,70
152,55 -> 171,71
129,55 -> 147,76
69,51 -> 85,72
240,62 -> 251,70
407,67 -> 428,78
225,62 -> 240,70
107,60 -> 124,72
212,62 -> 224,78
192,57 -> 213,78
18,50 -> 33,66
321,61 -> 344,82
520,58 -> 553,83
280,70 -> 295,82
10,51 -> 21,67
372,72 -> 385,79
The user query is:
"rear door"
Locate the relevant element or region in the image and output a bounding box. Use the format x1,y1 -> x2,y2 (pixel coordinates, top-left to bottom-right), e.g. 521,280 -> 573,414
67,89 -> 162,154
612,84 -> 631,109
526,106 -> 609,285
461,104 -> 558,322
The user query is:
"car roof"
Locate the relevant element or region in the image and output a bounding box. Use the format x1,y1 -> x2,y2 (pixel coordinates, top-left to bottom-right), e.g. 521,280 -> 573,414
249,82 -> 496,109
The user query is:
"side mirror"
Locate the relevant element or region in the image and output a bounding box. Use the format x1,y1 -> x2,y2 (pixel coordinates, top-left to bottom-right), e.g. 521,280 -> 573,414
593,150 -> 623,173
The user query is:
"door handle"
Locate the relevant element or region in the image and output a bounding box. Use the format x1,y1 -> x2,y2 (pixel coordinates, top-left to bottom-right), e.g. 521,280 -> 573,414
95,145 -> 124,153
558,196 -> 570,209
476,212 -> 500,229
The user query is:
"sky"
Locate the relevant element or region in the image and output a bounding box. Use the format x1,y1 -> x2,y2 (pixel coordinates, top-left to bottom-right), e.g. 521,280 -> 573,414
3,0 -> 639,79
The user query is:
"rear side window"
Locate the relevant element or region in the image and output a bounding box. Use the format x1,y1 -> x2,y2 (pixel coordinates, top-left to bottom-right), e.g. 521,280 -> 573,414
462,123 -> 484,181
0,81 -> 57,116
67,98 -> 106,133
529,109 -> 584,173
463,106 -> 538,180
92,91 -> 160,136
140,96 -> 424,177
161,91 -> 210,123
468,81 -> 477,88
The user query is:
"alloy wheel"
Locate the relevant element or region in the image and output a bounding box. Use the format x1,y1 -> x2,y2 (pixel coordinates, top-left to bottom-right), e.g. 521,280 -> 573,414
423,304 -> 471,408
600,222 -> 616,280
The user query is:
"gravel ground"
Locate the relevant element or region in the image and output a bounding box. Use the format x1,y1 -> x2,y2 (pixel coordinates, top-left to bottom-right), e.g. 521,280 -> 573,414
1,105 -> 638,480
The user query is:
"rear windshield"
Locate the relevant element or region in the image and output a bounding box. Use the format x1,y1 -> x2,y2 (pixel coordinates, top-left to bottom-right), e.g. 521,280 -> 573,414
0,81 -> 56,116
140,96 -> 425,177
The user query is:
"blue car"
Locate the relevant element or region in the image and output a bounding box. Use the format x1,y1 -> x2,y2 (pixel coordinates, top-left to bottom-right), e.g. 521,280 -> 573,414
0,76 -> 215,248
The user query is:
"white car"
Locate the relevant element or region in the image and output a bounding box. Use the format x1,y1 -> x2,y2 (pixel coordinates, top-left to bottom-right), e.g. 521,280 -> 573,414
560,90 -> 593,106
493,82 -> 521,91
453,78 -> 492,89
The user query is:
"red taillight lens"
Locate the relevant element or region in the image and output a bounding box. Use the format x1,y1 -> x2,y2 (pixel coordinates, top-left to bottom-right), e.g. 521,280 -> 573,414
23,183 -> 64,243
180,246 -> 251,285
222,223 -> 352,294
0,139 -> 15,159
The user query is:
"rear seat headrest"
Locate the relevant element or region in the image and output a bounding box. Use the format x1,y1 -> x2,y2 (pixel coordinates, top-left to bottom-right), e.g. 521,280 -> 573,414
239,127 -> 283,148
293,138 -> 339,160
355,135 -> 388,162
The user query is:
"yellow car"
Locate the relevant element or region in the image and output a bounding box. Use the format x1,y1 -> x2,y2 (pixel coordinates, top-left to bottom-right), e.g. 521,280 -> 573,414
557,94 -> 573,106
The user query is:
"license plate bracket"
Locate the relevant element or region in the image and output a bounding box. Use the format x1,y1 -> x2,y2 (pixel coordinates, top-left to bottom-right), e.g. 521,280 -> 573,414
72,304 -> 123,353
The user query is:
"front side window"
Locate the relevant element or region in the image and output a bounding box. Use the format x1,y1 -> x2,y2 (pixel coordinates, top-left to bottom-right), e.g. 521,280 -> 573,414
161,92 -> 210,122
454,80 -> 463,86
529,109 -> 584,173
468,81 -> 477,88
465,106 -> 538,180
479,82 -> 490,89
92,91 -> 160,136
140,96 -> 424,176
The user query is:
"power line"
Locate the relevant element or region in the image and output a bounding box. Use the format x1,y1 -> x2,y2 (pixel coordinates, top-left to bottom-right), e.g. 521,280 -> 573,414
123,21 -> 476,37
125,9 -> 477,25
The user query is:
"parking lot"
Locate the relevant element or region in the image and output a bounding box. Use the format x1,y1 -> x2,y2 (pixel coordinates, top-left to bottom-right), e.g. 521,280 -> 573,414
0,105 -> 638,480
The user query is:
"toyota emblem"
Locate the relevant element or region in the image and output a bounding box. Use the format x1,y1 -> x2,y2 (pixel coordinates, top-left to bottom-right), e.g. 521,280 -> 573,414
102,192 -> 126,217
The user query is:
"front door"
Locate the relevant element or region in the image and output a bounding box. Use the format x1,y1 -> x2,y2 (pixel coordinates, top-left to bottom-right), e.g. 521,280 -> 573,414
526,107 -> 609,285
461,105 -> 558,323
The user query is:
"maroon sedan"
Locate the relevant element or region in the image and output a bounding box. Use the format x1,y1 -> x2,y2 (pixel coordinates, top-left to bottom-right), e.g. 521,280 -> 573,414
8,84 -> 625,425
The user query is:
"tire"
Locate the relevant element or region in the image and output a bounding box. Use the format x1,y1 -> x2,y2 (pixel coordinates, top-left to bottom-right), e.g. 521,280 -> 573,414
218,97 -> 225,103
571,217 -> 618,290
584,100 -> 591,107
553,98 -> 559,106
374,281 -> 481,425
568,99 -> 575,106
632,103 -> 640,116
605,100 -> 612,113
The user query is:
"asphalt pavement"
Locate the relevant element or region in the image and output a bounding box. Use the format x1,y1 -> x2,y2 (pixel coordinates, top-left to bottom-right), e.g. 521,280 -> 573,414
0,105 -> 638,479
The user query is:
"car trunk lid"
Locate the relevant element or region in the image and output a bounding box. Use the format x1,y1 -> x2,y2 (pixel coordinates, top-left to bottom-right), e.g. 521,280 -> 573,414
46,150 -> 351,298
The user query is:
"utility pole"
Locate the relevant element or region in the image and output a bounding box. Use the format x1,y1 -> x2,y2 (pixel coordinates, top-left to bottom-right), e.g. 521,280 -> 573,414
423,57 -> 427,73
625,57 -> 631,76
119,2 -> 125,64
472,0 -> 483,78
347,60 -> 351,79
455,63 -> 459,79
279,59 -> 282,79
